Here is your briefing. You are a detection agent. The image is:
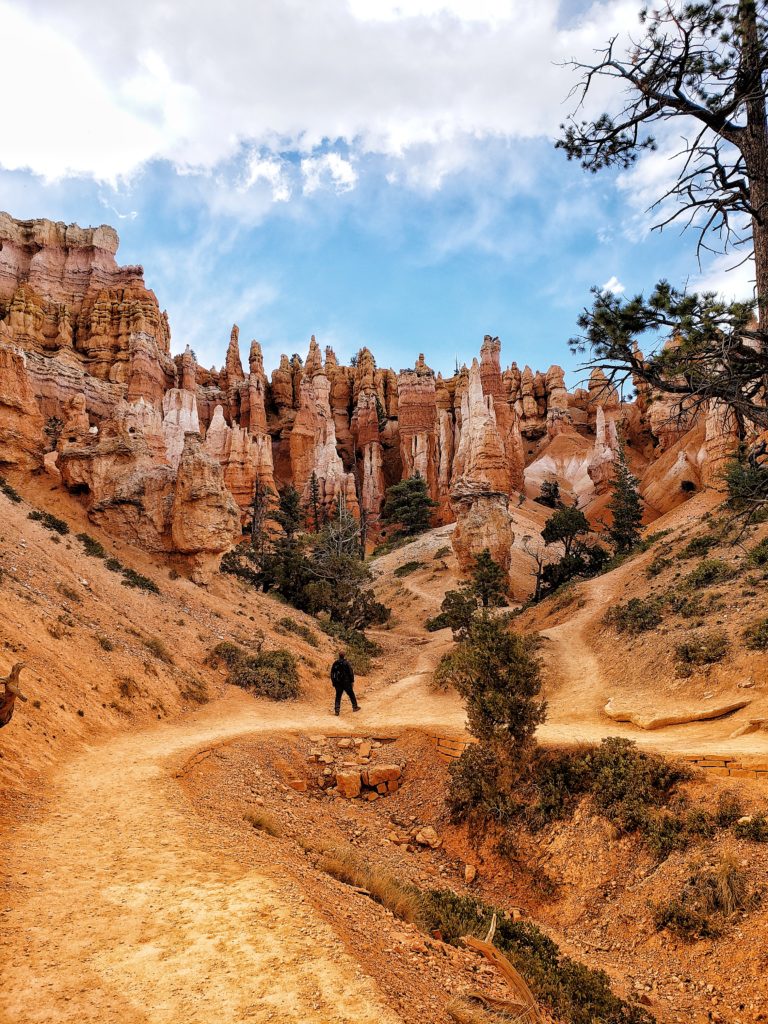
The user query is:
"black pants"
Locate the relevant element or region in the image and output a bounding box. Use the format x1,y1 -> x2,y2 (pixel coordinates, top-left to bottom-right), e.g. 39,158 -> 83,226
334,681 -> 358,713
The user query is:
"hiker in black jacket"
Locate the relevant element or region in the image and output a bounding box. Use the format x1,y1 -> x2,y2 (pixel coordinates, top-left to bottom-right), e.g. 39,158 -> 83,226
330,652 -> 360,716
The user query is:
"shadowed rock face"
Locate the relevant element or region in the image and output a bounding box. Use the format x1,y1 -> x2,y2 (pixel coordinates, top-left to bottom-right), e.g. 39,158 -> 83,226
0,213 -> 742,575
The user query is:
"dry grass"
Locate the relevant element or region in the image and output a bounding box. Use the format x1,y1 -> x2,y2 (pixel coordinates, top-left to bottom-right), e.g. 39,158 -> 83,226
244,810 -> 282,836
315,842 -> 422,924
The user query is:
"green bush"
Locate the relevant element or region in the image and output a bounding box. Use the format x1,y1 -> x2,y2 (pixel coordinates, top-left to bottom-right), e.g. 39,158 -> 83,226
27,509 -> 69,535
277,616 -> 318,646
677,535 -> 717,559
0,476 -> 22,503
208,641 -> 247,667
603,596 -> 664,634
320,621 -> 381,676
229,649 -> 300,700
105,558 -> 123,573
744,617 -> 768,651
747,537 -> 768,567
419,889 -> 653,1024
674,630 -> 729,666
434,545 -> 451,559
733,812 -> 768,842
394,560 -> 423,578
682,559 -> 735,589
77,532 -> 107,558
652,898 -> 718,940
121,567 -> 160,594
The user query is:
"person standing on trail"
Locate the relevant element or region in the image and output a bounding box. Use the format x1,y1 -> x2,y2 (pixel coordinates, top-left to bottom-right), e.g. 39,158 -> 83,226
330,652 -> 360,716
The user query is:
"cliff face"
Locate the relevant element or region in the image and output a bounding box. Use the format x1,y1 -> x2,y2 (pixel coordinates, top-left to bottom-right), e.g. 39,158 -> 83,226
0,213 -> 741,579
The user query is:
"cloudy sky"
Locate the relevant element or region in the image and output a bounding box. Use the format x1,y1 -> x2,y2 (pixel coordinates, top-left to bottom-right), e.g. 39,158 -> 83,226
0,0 -> 756,384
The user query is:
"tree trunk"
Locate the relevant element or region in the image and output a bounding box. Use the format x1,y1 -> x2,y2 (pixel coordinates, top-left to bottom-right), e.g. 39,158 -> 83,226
739,0 -> 768,331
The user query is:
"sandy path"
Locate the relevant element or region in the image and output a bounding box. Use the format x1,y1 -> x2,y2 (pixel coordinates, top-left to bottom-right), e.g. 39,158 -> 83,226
0,691 -> 424,1024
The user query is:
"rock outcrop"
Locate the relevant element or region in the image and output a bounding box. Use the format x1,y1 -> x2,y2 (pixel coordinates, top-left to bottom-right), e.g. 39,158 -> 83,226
0,210 -> 737,574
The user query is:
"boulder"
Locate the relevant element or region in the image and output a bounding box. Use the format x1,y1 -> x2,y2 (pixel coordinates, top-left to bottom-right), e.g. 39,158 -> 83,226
335,769 -> 362,799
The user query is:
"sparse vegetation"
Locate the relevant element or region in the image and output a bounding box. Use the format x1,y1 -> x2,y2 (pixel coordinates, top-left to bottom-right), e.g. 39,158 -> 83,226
105,558 -> 123,573
674,630 -> 729,668
97,635 -> 114,652
142,636 -> 174,664
317,843 -> 421,923
320,621 -> 380,676
277,616 -> 318,646
645,556 -> 672,577
744,616 -> 768,651
747,537 -> 768,568
434,545 -> 451,559
394,560 -> 423,578
27,509 -> 70,535
604,596 -> 663,634
678,534 -> 717,560
77,532 -> 107,558
0,476 -> 22,503
682,559 -> 735,589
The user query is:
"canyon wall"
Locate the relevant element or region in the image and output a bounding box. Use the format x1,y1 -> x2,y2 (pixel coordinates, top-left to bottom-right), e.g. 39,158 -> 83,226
0,213 -> 740,579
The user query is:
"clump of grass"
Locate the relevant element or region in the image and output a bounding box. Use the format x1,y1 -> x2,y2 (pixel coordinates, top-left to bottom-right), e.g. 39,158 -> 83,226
394,560 -> 423,578
653,853 -> 759,940
76,532 -> 107,558
603,596 -> 664,634
105,558 -> 123,573
733,812 -> 768,842
316,843 -> 422,924
716,791 -> 744,827
277,616 -> 318,646
245,810 -> 282,836
646,556 -> 672,577
674,630 -> 729,669
97,635 -> 114,652
142,636 -> 174,664
0,476 -> 22,503
179,676 -> 209,703
434,545 -> 451,559
744,616 -> 768,651
58,583 -> 82,604
682,558 -> 735,589
27,509 -> 69,535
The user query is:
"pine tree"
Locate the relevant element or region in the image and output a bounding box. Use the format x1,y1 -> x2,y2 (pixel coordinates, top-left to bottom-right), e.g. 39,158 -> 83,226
607,438 -> 643,554
541,505 -> 590,558
381,473 -> 437,538
470,549 -> 507,608
273,485 -> 303,540
306,471 -> 323,533
249,477 -> 274,555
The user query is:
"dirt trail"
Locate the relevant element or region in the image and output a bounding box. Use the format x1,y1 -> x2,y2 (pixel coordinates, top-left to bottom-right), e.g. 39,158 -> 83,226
3,524 -> 765,1024
0,679 -> 464,1024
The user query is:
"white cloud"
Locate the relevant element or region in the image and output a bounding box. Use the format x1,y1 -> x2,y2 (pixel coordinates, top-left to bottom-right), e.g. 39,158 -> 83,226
0,0 -> 638,188
301,154 -> 358,195
242,154 -> 292,202
601,274 -> 625,295
688,252 -> 756,303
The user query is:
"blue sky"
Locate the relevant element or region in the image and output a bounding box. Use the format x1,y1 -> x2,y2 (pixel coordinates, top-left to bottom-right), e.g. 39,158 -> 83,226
0,0 -> 755,389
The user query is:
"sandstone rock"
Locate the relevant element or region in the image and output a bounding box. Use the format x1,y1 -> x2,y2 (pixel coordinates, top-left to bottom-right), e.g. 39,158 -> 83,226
0,343 -> 44,469
335,769 -> 362,799
414,825 -> 441,849
362,764 -> 402,786
464,864 -> 477,884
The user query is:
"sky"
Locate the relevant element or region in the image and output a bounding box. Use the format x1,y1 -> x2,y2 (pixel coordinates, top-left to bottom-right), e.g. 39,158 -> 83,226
0,0 -> 757,388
